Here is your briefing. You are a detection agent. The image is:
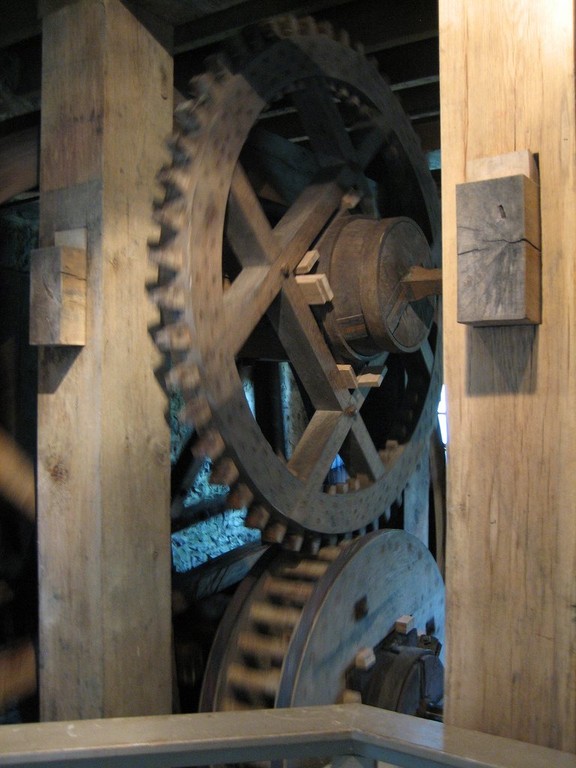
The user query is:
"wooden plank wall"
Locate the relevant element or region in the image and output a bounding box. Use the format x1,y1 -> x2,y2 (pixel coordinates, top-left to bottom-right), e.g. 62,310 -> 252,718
37,0 -> 173,719
439,0 -> 576,751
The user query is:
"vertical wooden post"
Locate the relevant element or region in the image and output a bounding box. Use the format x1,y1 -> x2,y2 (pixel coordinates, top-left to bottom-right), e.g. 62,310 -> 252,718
37,0 -> 173,719
440,0 -> 576,751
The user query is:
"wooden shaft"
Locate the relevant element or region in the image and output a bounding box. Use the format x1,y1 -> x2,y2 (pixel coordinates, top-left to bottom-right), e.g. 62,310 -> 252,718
399,266 -> 443,301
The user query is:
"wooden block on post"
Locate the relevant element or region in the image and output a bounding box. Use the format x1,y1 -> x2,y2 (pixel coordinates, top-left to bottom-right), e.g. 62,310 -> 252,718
30,244 -> 87,345
456,173 -> 541,325
467,149 -> 540,184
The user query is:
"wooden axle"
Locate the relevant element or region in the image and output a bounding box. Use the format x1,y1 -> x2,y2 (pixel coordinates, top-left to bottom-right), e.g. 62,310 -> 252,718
399,266 -> 443,301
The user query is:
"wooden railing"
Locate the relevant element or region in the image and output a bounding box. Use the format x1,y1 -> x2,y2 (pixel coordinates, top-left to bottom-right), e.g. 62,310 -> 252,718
1,704 -> 575,767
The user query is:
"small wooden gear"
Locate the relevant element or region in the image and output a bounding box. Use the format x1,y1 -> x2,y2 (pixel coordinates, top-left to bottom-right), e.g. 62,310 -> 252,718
199,529 -> 445,711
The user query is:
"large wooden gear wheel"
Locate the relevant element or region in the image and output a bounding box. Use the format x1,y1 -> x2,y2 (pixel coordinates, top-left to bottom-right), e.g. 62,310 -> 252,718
150,16 -> 442,546
199,529 -> 445,711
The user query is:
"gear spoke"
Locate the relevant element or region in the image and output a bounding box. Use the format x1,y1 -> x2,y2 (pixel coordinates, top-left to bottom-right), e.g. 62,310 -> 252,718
227,162 -> 278,268
287,409 -> 354,493
273,175 -> 343,254
419,337 -> 434,376
270,278 -> 347,411
224,174 -> 343,356
242,126 -> 320,206
355,117 -> 388,171
348,417 -> 386,481
291,79 -> 358,169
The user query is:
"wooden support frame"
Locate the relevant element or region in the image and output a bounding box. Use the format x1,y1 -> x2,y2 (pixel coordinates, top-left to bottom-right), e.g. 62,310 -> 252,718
440,0 -> 576,752
37,0 -> 173,719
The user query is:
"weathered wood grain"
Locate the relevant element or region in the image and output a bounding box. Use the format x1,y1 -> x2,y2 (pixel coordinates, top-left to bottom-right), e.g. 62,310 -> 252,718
29,245 -> 87,345
440,0 -> 576,751
456,173 -> 541,325
37,0 -> 172,720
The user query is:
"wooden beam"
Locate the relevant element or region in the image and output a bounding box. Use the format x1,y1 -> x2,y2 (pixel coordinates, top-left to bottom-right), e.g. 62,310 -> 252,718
440,0 -> 576,751
0,126 -> 39,205
37,0 -> 172,720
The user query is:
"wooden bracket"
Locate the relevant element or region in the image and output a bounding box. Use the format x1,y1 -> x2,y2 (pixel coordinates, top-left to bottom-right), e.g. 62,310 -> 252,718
395,614 -> 415,634
456,150 -> 541,326
357,368 -> 385,388
295,273 -> 334,304
337,364 -> 358,389
295,249 -> 320,275
30,228 -> 87,346
337,363 -> 387,390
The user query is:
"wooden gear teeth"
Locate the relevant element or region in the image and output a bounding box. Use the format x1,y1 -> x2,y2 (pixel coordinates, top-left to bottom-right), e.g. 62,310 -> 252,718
165,134 -> 193,167
297,16 -> 316,36
148,282 -> 186,312
187,75 -> 212,103
153,322 -> 193,352
152,199 -> 188,231
178,395 -> 212,429
148,240 -> 183,272
209,457 -> 240,486
156,165 -> 189,196
164,361 -> 200,393
191,428 -> 225,460
204,53 -> 231,80
316,20 -> 335,38
227,482 -> 254,509
282,532 -> 305,552
262,520 -> 288,544
174,102 -> 205,136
